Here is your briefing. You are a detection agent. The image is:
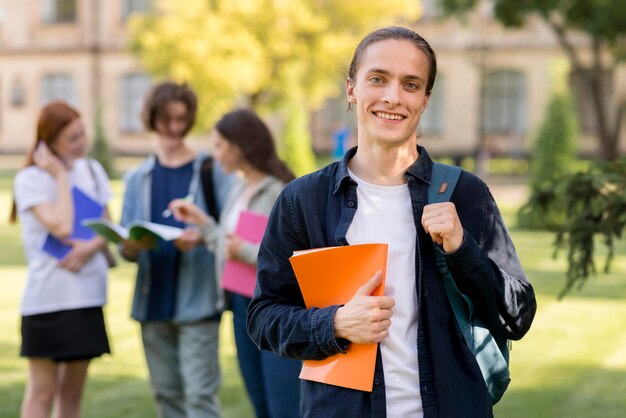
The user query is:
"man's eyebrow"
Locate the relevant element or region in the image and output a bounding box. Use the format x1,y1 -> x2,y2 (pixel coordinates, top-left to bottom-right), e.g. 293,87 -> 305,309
365,68 -> 425,82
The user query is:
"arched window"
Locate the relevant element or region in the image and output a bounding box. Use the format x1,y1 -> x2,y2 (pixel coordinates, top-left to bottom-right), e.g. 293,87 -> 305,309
119,73 -> 151,133
42,0 -> 76,24
41,73 -> 76,106
482,70 -> 527,134
420,75 -> 445,135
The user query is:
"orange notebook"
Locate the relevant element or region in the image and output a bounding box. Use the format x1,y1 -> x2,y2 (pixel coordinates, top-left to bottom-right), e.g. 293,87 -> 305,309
289,243 -> 388,392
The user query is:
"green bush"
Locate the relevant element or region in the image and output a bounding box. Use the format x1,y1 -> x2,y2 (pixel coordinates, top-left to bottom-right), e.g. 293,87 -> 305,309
518,63 -> 579,230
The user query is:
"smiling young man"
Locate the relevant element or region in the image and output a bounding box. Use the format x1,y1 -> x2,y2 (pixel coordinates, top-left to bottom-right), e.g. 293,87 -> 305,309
247,27 -> 537,418
120,81 -> 233,418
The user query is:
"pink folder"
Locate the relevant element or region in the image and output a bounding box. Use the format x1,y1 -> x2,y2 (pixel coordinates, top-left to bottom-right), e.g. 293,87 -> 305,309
221,210 -> 269,298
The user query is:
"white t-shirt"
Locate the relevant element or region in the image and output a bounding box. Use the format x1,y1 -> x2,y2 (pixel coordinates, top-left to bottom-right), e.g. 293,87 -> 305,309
346,169 -> 422,418
13,158 -> 112,316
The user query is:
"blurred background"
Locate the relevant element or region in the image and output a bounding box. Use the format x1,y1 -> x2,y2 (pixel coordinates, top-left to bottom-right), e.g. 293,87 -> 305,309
1,1 -> 625,417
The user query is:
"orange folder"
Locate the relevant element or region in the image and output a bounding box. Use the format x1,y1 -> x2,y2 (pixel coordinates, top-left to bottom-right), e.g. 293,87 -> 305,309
289,243 -> 388,392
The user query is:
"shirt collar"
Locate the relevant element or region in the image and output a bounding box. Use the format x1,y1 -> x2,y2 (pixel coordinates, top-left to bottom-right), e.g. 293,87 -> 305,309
333,144 -> 434,194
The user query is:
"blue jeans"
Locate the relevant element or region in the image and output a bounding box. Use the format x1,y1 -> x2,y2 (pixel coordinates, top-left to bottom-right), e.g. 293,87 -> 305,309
231,293 -> 301,418
141,320 -> 221,418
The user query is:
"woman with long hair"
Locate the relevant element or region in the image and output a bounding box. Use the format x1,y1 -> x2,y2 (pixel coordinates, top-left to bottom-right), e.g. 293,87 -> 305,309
169,108 -> 301,418
11,101 -> 112,418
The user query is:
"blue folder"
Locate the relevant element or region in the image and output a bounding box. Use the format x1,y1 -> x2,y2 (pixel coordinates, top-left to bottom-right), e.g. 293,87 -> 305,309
42,187 -> 104,260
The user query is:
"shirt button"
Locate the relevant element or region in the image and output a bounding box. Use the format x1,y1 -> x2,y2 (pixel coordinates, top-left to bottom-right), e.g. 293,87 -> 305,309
374,378 -> 380,386
347,201 -> 355,208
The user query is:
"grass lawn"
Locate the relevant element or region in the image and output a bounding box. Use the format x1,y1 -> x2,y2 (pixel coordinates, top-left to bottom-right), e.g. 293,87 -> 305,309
1,175 -> 626,417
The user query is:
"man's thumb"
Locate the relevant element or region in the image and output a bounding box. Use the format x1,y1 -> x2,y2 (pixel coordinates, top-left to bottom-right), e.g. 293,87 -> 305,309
355,271 -> 383,296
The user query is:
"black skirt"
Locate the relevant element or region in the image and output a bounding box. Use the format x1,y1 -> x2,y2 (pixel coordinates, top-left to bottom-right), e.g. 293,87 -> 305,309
21,307 -> 111,362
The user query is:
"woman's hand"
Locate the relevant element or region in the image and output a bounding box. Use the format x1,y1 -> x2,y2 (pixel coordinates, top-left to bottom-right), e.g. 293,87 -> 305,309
169,200 -> 210,226
58,239 -> 99,272
225,234 -> 244,260
33,142 -> 66,178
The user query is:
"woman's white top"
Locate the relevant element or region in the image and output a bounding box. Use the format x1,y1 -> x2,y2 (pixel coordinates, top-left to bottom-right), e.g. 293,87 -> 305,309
13,158 -> 111,316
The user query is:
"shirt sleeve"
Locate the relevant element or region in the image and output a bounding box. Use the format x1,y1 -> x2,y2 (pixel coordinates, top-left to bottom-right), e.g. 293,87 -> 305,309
13,168 -> 56,213
247,186 -> 347,360
445,176 -> 536,340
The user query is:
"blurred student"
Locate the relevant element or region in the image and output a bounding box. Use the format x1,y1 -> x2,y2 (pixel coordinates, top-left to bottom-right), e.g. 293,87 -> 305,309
119,81 -> 232,418
169,109 -> 301,418
11,101 -> 112,418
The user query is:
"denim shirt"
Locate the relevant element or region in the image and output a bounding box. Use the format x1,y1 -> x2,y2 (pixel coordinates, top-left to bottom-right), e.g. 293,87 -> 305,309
121,152 -> 234,323
248,146 -> 536,418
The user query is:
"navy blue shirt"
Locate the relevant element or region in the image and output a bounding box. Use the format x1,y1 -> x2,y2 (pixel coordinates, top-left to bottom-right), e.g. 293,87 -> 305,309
146,159 -> 193,321
248,146 -> 536,418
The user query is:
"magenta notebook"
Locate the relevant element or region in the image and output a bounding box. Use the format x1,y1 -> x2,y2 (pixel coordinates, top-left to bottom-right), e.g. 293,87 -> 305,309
221,210 -> 269,298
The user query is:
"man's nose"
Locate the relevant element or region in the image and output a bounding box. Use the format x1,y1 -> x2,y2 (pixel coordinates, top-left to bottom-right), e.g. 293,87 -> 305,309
382,82 -> 402,105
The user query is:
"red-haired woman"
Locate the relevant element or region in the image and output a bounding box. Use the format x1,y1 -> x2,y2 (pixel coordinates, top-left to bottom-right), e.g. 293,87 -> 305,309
10,101 -> 112,418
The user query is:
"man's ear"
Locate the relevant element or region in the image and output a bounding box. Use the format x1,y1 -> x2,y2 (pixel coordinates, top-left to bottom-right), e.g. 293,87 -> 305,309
421,93 -> 431,113
346,78 -> 356,104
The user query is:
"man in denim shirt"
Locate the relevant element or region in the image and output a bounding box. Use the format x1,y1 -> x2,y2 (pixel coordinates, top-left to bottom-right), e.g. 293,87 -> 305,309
248,27 -> 536,418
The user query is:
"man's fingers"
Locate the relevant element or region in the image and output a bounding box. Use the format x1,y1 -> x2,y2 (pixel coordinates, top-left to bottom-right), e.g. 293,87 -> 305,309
355,271 -> 383,296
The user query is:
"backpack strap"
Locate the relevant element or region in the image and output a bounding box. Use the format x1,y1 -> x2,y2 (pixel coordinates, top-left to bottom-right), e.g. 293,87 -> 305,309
200,156 -> 220,222
428,162 -> 462,204
427,163 -> 474,330
428,162 -> 511,403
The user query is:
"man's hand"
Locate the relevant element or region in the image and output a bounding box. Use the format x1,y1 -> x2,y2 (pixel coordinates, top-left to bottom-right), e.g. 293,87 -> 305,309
174,228 -> 202,252
421,202 -> 464,253
333,271 -> 394,344
120,235 -> 155,261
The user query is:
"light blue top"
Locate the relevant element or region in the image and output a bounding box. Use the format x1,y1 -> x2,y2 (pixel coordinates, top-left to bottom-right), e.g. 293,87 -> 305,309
121,152 -> 234,323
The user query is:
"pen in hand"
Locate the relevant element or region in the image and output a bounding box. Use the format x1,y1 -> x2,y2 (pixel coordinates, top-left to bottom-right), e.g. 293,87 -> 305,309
162,194 -> 193,218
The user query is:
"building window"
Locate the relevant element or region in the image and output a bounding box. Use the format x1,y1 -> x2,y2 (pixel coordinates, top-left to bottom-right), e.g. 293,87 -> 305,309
482,70 -> 527,134
42,0 -> 77,24
122,0 -> 152,20
119,73 -> 151,133
41,74 -> 76,106
420,75 -> 445,135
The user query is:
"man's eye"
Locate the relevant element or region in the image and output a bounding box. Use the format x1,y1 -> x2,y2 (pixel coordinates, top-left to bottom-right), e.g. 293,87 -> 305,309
405,82 -> 419,90
369,76 -> 383,84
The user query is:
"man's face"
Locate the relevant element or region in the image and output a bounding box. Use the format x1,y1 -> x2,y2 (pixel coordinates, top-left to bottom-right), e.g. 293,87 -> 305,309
154,101 -> 190,141
346,39 -> 431,148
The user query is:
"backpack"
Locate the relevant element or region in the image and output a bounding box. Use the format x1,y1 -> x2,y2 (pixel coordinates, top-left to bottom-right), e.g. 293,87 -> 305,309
427,162 -> 511,404
200,156 -> 220,222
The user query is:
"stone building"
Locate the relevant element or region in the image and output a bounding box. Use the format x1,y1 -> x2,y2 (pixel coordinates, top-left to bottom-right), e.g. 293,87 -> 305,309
1,0 -> 624,161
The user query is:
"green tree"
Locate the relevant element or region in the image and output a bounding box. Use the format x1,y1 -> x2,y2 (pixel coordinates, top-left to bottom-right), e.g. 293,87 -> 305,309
128,0 -> 421,175
441,0 -> 626,160
89,106 -> 115,178
518,60 -> 579,230
553,157 -> 626,297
